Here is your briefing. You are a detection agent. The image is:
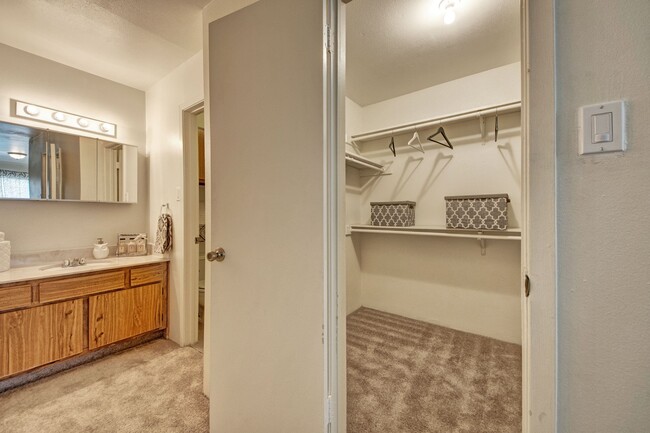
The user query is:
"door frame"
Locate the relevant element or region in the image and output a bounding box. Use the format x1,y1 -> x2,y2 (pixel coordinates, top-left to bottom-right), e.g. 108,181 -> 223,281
325,0 -> 558,432
182,100 -> 205,350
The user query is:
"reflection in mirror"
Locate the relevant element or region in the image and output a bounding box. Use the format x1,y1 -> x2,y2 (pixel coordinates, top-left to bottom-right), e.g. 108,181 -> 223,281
0,122 -> 42,199
97,140 -> 138,203
48,130 -> 98,201
0,120 -> 138,203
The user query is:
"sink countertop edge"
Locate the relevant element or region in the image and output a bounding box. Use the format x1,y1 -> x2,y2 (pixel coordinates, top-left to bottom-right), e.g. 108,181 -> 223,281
0,256 -> 170,286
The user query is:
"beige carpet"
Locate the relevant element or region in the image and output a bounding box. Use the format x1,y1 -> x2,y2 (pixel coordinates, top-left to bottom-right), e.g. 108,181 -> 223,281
347,307 -> 521,433
0,339 -> 209,433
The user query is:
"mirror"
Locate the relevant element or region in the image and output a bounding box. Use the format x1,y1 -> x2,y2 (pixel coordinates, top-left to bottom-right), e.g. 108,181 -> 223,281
0,120 -> 137,203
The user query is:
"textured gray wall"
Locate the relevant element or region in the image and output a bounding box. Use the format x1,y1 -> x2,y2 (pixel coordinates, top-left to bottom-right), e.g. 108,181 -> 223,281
556,1 -> 650,431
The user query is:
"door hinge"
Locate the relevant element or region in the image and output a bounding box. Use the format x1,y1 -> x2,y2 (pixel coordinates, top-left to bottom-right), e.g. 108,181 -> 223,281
326,25 -> 332,53
525,274 -> 531,297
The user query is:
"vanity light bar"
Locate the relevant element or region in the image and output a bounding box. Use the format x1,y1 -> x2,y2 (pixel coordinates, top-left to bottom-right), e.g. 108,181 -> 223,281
13,100 -> 117,138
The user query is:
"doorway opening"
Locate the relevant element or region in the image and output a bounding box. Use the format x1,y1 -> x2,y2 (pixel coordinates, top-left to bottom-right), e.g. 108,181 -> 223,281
182,101 -> 207,354
339,0 -> 526,432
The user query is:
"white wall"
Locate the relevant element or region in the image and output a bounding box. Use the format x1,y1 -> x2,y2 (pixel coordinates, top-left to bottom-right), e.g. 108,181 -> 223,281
555,0 -> 650,431
346,65 -> 522,344
146,51 -> 203,345
0,43 -> 148,254
350,62 -> 521,135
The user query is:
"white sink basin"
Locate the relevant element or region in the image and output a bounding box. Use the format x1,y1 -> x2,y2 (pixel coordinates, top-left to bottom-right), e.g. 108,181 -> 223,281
39,260 -> 112,271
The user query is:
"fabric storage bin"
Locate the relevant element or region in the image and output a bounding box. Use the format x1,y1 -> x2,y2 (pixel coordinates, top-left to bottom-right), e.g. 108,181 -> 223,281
445,194 -> 510,230
370,201 -> 416,227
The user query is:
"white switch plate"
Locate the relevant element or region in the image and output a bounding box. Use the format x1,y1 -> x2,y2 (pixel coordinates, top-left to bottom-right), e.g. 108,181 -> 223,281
579,101 -> 626,155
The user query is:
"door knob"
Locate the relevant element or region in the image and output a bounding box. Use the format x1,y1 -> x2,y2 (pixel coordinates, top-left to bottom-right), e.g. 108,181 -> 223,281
207,247 -> 226,262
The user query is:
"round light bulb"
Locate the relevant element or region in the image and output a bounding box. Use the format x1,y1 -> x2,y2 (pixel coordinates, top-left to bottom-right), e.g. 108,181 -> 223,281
77,118 -> 90,128
99,123 -> 111,133
23,105 -> 40,116
52,112 -> 67,122
443,8 -> 456,25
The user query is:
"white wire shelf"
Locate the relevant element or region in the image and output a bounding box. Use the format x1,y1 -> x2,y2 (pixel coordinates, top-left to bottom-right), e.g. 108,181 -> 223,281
348,224 -> 521,255
350,101 -> 521,143
345,151 -> 384,170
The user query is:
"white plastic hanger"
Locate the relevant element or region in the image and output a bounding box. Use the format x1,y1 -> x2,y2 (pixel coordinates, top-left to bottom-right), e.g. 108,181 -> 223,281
407,129 -> 425,154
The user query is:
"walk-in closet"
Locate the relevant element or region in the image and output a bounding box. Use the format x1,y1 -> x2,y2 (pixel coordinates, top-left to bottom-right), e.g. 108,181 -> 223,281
344,1 -> 523,432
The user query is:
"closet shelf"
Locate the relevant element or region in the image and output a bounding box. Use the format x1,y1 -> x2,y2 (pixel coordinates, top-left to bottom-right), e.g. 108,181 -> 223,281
349,225 -> 521,255
350,101 -> 521,143
345,152 -> 385,173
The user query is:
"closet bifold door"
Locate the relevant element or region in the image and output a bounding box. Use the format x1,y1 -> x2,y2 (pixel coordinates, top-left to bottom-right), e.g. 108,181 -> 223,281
208,0 -> 326,431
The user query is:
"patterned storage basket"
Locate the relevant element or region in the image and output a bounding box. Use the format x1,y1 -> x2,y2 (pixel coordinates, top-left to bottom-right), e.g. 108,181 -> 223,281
445,194 -> 510,231
370,201 -> 416,227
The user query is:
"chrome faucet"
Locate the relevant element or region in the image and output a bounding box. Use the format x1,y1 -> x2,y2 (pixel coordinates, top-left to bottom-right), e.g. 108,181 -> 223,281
62,257 -> 87,268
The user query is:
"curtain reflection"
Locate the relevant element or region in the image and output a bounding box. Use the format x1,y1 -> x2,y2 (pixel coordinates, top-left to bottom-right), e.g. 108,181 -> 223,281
0,169 -> 29,199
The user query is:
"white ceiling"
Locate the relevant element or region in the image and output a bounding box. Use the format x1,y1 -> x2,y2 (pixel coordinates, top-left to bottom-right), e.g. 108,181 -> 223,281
346,0 -> 521,106
0,0 -> 211,91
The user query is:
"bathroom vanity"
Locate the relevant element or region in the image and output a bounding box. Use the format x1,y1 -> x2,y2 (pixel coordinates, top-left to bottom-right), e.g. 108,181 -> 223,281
0,257 -> 168,381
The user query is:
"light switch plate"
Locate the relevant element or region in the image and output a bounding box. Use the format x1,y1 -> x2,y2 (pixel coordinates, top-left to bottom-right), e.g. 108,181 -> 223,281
579,101 -> 626,155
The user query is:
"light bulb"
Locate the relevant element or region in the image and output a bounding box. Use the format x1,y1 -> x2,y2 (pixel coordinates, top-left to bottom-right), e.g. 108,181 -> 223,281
52,111 -> 66,122
23,105 -> 40,116
443,7 -> 456,24
99,123 -> 111,133
77,118 -> 90,128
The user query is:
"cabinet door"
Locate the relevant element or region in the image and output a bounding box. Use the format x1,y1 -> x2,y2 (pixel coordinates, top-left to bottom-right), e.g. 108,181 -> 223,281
0,300 -> 84,378
89,284 -> 165,349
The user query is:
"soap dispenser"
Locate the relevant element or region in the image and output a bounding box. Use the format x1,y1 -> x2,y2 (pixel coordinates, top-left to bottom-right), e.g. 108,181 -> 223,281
93,238 -> 110,259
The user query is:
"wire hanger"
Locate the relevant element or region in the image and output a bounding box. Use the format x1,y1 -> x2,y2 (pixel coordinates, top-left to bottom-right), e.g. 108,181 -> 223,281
407,129 -> 425,154
427,121 -> 453,149
494,108 -> 499,142
388,134 -> 396,157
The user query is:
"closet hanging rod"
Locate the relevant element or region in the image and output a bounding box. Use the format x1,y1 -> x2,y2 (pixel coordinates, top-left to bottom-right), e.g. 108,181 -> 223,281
350,101 -> 521,143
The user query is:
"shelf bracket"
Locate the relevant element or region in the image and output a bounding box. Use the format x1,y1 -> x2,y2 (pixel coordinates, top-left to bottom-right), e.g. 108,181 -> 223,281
477,235 -> 486,255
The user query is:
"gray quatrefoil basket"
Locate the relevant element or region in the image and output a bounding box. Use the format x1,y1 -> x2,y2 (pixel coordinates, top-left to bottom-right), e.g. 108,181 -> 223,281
370,201 -> 416,227
445,194 -> 510,231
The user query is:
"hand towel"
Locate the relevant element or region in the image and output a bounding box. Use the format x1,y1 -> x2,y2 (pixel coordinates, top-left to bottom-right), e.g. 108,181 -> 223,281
154,214 -> 173,254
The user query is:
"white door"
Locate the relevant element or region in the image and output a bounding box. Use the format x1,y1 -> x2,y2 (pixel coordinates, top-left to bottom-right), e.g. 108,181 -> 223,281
207,0 -> 328,431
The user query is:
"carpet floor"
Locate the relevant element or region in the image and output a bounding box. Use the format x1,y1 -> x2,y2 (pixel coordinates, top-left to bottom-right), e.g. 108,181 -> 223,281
347,307 -> 522,433
0,339 -> 208,433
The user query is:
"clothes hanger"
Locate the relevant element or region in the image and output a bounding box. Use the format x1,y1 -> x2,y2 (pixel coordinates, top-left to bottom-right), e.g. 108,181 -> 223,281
388,135 -> 396,157
407,129 -> 425,154
427,122 -> 453,149
494,108 -> 499,142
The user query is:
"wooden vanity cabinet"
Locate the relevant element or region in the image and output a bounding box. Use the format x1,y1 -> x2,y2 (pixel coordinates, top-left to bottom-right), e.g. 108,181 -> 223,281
89,283 -> 165,349
0,300 -> 84,378
0,262 -> 168,380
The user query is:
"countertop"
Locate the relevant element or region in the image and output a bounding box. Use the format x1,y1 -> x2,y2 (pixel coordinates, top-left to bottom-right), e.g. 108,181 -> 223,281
0,255 -> 170,285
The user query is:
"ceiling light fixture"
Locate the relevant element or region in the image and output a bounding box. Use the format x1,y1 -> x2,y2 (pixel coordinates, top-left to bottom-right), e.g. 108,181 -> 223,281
8,152 -> 27,160
439,0 -> 460,25
12,100 -> 117,138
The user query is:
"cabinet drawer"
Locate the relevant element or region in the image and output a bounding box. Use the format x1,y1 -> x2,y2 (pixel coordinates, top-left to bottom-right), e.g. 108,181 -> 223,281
0,284 -> 32,312
130,264 -> 166,287
39,271 -> 125,303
